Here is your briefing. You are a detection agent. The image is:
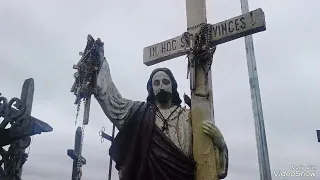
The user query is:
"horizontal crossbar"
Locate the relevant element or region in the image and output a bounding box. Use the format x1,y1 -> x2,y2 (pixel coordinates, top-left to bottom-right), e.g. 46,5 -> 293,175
143,8 -> 266,66
0,103 -> 53,135
67,149 -> 87,164
101,131 -> 113,142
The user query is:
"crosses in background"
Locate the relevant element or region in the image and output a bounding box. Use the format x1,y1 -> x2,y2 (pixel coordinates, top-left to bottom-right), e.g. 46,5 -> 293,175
67,127 -> 86,180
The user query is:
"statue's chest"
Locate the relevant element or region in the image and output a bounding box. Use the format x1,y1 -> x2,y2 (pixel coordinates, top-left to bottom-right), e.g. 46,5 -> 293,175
155,106 -> 192,156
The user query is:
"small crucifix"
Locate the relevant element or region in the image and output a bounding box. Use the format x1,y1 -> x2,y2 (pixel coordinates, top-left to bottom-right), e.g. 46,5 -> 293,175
142,0 -> 266,179
67,127 -> 86,180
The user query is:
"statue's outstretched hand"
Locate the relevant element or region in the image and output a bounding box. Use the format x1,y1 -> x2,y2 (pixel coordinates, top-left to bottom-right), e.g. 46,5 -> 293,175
71,35 -> 106,99
202,120 -> 226,150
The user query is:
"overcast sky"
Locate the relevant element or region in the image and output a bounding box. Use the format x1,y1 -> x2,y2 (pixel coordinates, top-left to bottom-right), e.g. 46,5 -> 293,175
1,0 -> 319,179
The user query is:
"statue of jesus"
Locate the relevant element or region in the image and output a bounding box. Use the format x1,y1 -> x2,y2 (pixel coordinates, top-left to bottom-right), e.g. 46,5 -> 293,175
91,45 -> 228,180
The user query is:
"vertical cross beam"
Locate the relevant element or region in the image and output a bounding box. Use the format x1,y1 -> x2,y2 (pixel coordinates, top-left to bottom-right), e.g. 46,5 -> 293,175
14,78 -> 34,180
99,125 -> 116,180
107,125 -> 115,180
143,1 -> 267,179
67,127 -> 86,180
185,1 -> 218,180
240,0 -> 272,179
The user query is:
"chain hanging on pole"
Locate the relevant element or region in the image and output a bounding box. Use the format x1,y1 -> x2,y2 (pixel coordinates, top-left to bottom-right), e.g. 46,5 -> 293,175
182,24 -> 216,95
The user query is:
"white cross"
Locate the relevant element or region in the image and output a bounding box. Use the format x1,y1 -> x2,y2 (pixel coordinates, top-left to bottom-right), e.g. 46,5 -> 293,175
142,0 -> 266,179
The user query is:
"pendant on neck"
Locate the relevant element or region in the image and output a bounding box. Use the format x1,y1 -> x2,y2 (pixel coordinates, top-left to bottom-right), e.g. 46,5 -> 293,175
156,106 -> 180,132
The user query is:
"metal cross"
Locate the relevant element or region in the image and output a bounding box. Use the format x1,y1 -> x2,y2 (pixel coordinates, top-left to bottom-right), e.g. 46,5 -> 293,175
67,126 -> 86,180
99,124 -> 116,180
0,78 -> 53,180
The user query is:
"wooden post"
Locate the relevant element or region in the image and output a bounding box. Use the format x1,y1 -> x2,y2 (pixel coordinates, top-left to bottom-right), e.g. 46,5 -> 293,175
185,0 -> 218,179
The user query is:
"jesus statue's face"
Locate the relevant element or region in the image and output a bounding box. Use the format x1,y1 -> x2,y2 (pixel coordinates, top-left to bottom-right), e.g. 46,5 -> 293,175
152,71 -> 172,104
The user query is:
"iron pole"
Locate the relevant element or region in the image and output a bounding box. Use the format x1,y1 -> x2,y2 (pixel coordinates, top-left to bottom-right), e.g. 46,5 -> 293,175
240,0 -> 272,179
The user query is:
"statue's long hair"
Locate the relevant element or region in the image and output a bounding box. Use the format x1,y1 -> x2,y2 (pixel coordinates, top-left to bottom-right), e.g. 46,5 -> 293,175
146,68 -> 182,106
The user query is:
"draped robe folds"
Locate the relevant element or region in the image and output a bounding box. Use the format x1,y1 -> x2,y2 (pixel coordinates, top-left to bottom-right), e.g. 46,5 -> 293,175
94,59 -> 227,180
94,60 -> 195,180
109,103 -> 195,180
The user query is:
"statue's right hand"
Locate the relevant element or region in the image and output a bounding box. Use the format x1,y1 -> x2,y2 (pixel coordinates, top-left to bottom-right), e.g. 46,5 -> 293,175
71,35 -> 110,97
94,57 -> 112,95
97,56 -> 107,74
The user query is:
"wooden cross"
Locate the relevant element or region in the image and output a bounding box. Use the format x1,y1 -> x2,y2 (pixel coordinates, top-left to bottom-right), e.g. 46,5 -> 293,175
67,126 -> 86,180
142,0 -> 266,179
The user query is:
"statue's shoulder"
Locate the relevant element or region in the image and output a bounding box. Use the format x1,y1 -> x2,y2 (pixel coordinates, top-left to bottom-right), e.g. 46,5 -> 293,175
179,106 -> 191,121
181,106 -> 190,112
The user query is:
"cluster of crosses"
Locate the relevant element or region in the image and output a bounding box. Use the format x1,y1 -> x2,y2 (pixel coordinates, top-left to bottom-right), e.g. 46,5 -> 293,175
67,123 -> 115,180
0,78 -> 53,180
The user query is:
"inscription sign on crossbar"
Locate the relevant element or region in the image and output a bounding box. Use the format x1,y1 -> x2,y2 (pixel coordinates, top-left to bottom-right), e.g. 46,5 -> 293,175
142,1 -> 267,179
143,8 -> 265,66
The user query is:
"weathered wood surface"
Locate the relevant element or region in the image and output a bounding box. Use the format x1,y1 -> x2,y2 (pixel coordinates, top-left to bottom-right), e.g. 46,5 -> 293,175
185,0 -> 218,179
142,0 -> 267,179
143,8 -> 265,66
209,8 -> 265,46
143,36 -> 188,66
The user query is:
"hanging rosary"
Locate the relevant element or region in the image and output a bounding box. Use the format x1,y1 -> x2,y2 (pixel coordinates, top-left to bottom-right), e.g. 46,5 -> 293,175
155,106 -> 180,132
70,34 -> 103,179
182,24 -> 216,95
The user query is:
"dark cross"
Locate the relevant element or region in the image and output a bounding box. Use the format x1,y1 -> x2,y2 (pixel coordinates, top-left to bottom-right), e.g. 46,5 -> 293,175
67,126 -> 86,180
99,124 -> 115,180
0,78 -> 53,180
317,130 -> 320,142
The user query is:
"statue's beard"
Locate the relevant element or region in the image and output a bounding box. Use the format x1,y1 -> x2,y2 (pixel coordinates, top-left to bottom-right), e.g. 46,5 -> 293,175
155,90 -> 172,104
